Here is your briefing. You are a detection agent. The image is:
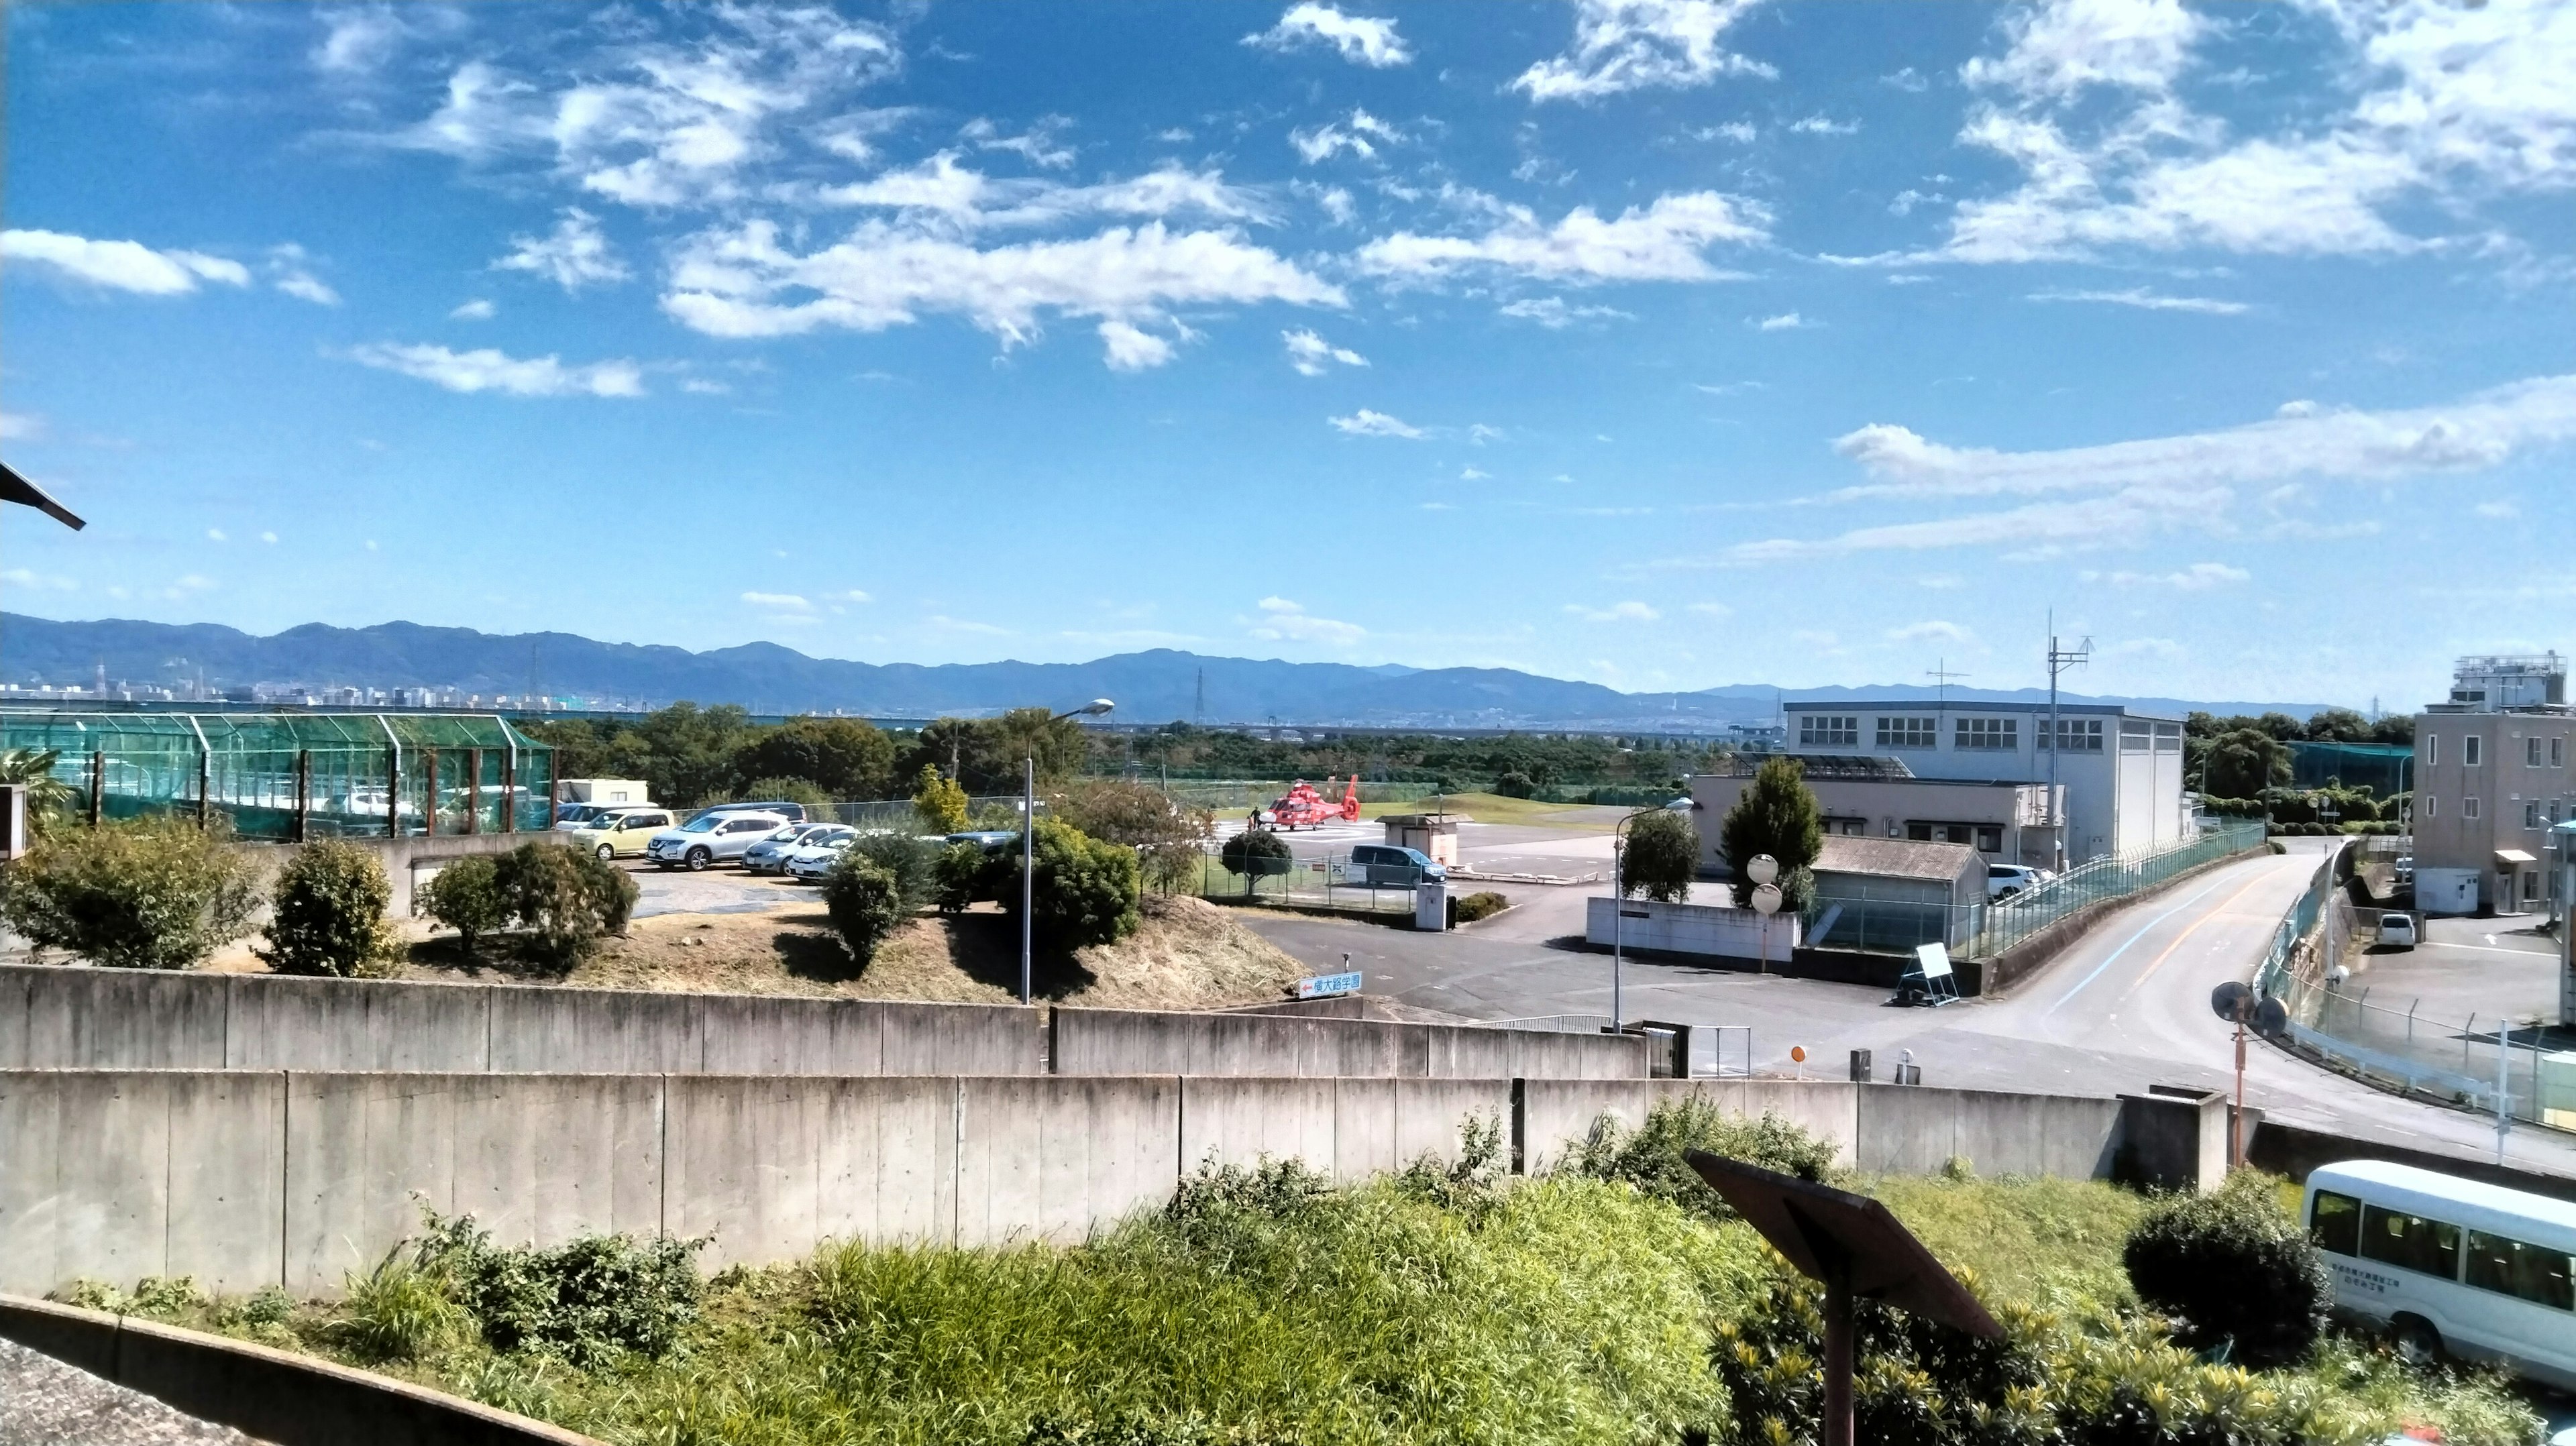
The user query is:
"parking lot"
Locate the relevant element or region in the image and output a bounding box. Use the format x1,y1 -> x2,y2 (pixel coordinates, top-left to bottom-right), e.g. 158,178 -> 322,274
2348,909 -> 2565,1032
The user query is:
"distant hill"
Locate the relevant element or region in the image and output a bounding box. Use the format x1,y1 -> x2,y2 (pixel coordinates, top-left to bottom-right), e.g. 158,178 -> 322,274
0,614 -> 2334,727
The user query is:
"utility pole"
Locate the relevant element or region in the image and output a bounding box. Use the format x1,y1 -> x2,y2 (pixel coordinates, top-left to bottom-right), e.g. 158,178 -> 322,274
2045,616 -> 2092,873
1195,668 -> 1205,728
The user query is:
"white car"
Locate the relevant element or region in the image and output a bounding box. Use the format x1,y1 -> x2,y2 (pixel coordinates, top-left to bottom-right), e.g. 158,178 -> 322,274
2378,911 -> 2420,949
784,826 -> 861,882
644,812 -> 790,871
741,822 -> 839,875
1987,864 -> 2051,900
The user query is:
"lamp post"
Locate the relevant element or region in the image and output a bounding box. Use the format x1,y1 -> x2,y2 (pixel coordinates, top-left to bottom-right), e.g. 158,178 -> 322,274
1022,698 -> 1115,1005
1746,853 -> 1782,975
1611,795 -> 1697,1032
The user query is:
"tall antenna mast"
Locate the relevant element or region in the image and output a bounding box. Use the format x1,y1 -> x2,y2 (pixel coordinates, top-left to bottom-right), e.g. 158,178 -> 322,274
1195,667 -> 1205,728
1925,658 -> 1970,708
2044,614 -> 2093,873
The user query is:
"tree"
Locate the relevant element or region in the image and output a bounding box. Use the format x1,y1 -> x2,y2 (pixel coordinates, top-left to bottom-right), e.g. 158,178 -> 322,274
633,702 -> 757,808
1219,826 -> 1291,895
848,832 -> 937,913
729,777 -> 837,820
911,765 -> 970,833
1011,817 -> 1141,950
731,718 -> 896,800
496,842 -> 632,971
258,838 -> 400,977
0,748 -> 77,837
1057,779 -> 1212,893
824,856 -> 904,965
1717,758 -> 1822,910
1494,771 -> 1536,799
2302,707 -> 2371,743
2369,714 -> 2415,746
1619,808 -> 1699,903
0,816 -> 258,970
2254,711 -> 2305,742
420,855 -> 511,960
2202,728 -> 2292,799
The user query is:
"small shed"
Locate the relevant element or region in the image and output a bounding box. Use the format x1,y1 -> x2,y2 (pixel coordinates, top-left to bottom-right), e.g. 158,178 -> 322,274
1807,836 -> 1984,952
1380,812 -> 1466,867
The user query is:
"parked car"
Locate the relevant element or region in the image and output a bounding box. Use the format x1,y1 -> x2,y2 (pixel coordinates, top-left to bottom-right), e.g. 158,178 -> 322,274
569,807 -> 677,860
2378,911 -> 2420,949
1987,864 -> 2050,900
645,811 -> 791,871
694,799 -> 812,825
2394,854 -> 2416,885
1342,843 -> 1443,886
784,826 -> 861,882
742,822 -> 838,875
553,803 -> 608,830
948,830 -> 1020,853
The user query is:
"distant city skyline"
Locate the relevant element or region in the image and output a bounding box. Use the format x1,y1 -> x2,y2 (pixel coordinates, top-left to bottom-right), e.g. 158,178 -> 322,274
4,1 -> 2571,707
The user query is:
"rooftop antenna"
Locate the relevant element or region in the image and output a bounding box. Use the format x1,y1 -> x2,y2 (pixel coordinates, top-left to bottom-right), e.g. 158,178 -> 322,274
1925,659 -> 1970,708
2044,614 -> 2093,873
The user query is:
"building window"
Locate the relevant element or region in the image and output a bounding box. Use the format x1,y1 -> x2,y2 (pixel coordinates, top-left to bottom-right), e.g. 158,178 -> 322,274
2120,720 -> 2152,753
2555,738 -> 2567,768
1956,717 -> 2018,750
2529,737 -> 2544,767
2464,796 -> 2481,820
1876,716 -> 1937,749
2154,722 -> 2182,753
1975,825 -> 2002,853
2465,735 -> 2483,767
2424,795 -> 2436,818
2037,718 -> 2104,752
1799,714 -> 1859,747
2526,870 -> 2542,904
2426,735 -> 2440,767
2526,801 -> 2542,830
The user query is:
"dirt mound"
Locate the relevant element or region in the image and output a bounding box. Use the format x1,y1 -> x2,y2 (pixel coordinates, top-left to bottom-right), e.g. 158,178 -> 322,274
396,894 -> 1306,1011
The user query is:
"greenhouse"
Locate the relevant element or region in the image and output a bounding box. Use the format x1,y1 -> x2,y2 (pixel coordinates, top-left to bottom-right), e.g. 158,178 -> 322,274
0,710 -> 555,840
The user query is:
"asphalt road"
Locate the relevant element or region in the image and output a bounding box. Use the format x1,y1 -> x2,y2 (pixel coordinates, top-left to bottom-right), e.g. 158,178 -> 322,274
1238,836 -> 2576,1180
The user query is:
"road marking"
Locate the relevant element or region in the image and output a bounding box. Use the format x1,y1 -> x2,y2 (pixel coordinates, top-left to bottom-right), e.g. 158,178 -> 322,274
2418,940 -> 2555,957
2041,860 -> 2287,1019
2119,868 -> 2291,1000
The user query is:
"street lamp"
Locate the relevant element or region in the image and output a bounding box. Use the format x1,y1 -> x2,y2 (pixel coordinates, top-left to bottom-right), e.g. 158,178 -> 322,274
1022,699 -> 1115,1005
1746,854 -> 1782,976
1610,795 -> 1696,1033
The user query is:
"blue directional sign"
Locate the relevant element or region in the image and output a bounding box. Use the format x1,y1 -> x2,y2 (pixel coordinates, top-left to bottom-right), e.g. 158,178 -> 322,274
1296,970 -> 1363,999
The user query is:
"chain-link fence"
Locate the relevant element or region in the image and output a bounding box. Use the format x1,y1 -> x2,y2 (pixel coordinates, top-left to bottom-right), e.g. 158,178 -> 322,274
1803,879 -> 1984,956
1970,820 -> 2267,956
825,797 -> 1023,830
1192,850 -> 1420,915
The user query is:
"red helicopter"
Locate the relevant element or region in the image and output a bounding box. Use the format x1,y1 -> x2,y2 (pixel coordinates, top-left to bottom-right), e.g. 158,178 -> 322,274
1258,777 -> 1360,830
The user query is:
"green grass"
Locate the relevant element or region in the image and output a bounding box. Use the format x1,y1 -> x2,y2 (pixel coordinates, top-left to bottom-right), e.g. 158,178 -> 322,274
1355,793 -> 1624,830
83,1121 -> 2544,1446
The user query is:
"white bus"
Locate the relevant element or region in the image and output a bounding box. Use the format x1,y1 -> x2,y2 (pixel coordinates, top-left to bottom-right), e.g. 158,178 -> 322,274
2305,1159 -> 2576,1390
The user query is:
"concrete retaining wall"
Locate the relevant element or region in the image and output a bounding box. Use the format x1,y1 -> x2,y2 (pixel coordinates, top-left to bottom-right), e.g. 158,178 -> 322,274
0,964 -> 1042,1076
1049,1005 -> 1650,1079
1585,895 -> 1799,961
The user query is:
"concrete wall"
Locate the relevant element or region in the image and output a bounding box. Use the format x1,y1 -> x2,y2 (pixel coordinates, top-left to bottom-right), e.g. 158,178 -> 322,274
1582,896 -> 1800,962
0,964 -> 1042,1076
1050,1005 -> 1650,1080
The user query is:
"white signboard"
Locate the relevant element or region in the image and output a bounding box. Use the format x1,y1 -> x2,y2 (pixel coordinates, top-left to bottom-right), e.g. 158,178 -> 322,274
1915,943 -> 1953,981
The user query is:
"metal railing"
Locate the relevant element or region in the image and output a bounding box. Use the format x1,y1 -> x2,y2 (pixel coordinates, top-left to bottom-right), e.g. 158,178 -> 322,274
1803,879 -> 1983,956
1969,820 -> 2267,956
1194,850 -> 1420,915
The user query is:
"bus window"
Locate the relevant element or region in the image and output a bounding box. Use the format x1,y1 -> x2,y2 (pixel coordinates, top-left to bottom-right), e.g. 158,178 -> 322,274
2465,1231 -> 2575,1311
2360,1205 -> 2461,1280
2310,1190 -> 2361,1256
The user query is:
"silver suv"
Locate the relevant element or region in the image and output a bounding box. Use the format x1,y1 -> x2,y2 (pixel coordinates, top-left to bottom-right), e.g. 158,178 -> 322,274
645,812 -> 790,871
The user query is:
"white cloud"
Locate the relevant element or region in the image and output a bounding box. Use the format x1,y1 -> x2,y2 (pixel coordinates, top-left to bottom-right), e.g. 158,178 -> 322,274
1244,3 -> 1413,67
0,568 -> 76,592
1888,620 -> 1974,645
275,272 -> 341,305
1693,380 -> 1763,396
819,156 -> 1274,232
681,378 -> 732,394
0,412 -> 40,441
1099,319 -> 1179,371
314,7 -> 411,73
1328,408 -> 1424,439
450,298 -> 496,320
347,342 -> 647,398
928,615 -> 1009,635
1753,311 -> 1810,330
1,229 -> 250,294
1565,600 -> 1660,622
2029,287 -> 2247,315
260,531 -> 279,544
1788,115 -> 1860,135
2081,561 -> 2251,589
828,588 -> 873,604
494,209 -> 630,291
1460,467 -> 1491,480
813,107 -> 918,165
1962,0 -> 2204,100
1498,296 -> 1634,327
1357,191 -> 1767,284
1291,109 -> 1403,164
661,219 -> 1341,360
1514,0 -> 1776,103
1827,372 -> 2576,500
1709,486 -> 2231,565
1686,602 -> 1733,618
207,529 -> 227,543
2473,498 -> 2520,518
164,574 -> 217,600
1283,328 -> 1368,375
742,591 -> 813,610
1249,596 -> 1365,645
960,115 -> 1075,170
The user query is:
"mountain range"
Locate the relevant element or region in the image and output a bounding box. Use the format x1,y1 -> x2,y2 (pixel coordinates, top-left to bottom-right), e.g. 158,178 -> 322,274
0,614 -> 2333,728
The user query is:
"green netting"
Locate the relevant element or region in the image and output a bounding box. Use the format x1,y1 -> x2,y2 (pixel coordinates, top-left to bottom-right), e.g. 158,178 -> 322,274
0,710 -> 554,840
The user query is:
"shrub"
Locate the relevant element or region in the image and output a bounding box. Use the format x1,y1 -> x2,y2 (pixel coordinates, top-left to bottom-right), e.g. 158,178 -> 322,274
496,842 -> 627,970
1013,817 -> 1140,950
1494,770 -> 1536,799
1060,779 -> 1214,893
1448,890 -> 1509,925
912,765 -> 971,834
933,840 -> 987,914
1218,826 -> 1291,889
849,830 -> 937,913
1559,1099 -> 1839,1218
0,815 -> 258,970
419,854 -> 510,960
1619,808 -> 1698,903
0,746 -> 77,837
418,1209 -> 704,1366
826,856 -> 905,964
257,838 -> 400,977
2123,1170 -> 2330,1369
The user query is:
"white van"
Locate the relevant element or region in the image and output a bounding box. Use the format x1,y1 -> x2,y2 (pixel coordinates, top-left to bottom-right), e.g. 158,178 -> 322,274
2304,1159 -> 2576,1389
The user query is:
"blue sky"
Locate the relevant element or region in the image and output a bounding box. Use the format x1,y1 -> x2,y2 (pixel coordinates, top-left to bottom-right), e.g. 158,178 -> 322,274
3,0 -> 2571,708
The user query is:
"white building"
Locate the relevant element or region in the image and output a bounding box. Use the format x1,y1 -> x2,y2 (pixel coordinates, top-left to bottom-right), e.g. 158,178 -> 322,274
1775,700 -> 2190,865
